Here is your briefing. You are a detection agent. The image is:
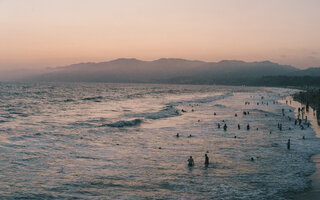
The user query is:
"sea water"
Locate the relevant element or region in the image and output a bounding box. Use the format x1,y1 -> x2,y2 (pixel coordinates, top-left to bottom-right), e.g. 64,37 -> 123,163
0,82 -> 319,199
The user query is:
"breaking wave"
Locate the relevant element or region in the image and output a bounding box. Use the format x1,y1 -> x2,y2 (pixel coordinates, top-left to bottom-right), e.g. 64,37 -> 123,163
105,119 -> 142,128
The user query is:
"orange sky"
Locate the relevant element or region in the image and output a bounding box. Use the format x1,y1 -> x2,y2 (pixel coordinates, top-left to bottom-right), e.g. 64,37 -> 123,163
1,0 -> 320,69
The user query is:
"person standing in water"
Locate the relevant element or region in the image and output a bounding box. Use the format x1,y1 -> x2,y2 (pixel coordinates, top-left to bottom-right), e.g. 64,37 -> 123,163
287,139 -> 291,150
223,124 -> 227,131
204,154 -> 209,166
188,156 -> 194,166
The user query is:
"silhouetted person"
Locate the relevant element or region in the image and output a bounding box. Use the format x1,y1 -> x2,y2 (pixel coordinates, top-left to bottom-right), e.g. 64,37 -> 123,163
305,116 -> 308,123
303,136 -> 305,140
235,113 -> 237,117
287,139 -> 290,150
218,123 -> 221,129
188,156 -> 194,166
214,112 -> 216,116
224,124 -> 227,131
176,133 -> 180,137
294,119 -> 297,125
238,124 -> 240,130
247,124 -> 250,130
204,154 -> 209,166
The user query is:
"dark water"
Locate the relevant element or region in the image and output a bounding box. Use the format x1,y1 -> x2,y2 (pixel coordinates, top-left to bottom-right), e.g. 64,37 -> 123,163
0,82 -> 319,199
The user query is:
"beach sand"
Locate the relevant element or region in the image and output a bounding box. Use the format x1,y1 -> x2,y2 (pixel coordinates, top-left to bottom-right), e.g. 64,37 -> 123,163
294,154 -> 320,200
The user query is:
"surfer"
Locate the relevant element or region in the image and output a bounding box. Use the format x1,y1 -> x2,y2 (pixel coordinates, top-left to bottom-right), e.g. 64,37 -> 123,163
188,156 -> 194,167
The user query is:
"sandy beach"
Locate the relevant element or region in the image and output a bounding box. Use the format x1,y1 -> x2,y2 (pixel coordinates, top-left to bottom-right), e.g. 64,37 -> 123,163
294,154 -> 320,199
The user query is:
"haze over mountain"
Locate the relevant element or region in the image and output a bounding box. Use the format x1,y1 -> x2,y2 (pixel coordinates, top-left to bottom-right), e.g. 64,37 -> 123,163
2,58 -> 320,86
27,58 -> 298,82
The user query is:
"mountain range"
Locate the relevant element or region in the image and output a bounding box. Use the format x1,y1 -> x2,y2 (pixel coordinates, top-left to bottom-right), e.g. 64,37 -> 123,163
4,58 -> 320,86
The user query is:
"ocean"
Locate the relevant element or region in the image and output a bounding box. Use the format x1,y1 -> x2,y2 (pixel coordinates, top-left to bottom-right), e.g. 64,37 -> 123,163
0,82 -> 319,199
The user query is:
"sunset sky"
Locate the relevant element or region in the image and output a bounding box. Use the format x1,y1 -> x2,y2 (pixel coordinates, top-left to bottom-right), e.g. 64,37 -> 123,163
1,0 -> 320,69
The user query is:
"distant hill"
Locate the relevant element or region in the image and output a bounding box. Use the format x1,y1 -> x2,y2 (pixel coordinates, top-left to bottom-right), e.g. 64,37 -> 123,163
288,67 -> 320,77
30,58 -> 303,85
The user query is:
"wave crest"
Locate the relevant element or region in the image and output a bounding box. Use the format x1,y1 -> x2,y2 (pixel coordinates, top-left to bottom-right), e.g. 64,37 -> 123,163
106,119 -> 142,128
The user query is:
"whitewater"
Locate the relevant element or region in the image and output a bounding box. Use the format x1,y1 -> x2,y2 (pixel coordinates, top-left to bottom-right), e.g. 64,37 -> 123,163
0,82 -> 319,199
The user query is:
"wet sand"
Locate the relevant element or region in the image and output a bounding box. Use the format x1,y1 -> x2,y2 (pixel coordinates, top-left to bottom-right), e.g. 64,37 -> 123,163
294,154 -> 320,200
287,96 -> 320,200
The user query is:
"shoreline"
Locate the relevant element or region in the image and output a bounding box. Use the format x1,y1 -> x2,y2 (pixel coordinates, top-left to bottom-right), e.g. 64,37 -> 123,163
294,154 -> 320,199
289,93 -> 320,200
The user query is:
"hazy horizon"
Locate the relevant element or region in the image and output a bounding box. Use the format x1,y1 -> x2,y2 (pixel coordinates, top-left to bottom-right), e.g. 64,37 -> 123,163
1,0 -> 320,70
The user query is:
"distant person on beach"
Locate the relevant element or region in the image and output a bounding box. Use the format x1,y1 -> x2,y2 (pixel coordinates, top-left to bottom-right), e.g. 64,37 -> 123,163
188,156 -> 194,166
218,123 -> 221,128
224,124 -> 227,131
176,133 -> 179,137
204,154 -> 209,166
287,139 -> 290,150
247,124 -> 250,130
238,124 -> 240,130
